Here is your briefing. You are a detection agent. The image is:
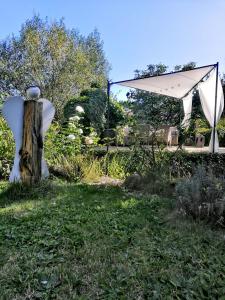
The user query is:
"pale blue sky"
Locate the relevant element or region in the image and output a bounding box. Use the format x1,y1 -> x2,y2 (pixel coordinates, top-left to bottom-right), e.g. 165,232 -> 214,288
0,0 -> 225,99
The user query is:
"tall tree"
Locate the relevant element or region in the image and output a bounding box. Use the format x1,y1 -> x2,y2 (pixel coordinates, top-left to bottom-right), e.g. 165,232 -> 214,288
0,16 -> 109,118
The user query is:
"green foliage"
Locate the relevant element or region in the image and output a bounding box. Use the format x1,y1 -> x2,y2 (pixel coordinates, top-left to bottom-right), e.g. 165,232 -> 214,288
49,154 -> 103,182
128,88 -> 181,130
108,99 -> 126,129
45,121 -> 83,159
0,181 -> 225,298
95,149 -> 225,187
174,61 -> 196,71
143,150 -> 225,179
134,63 -> 168,78
176,166 -> 225,226
117,148 -> 225,181
217,117 -> 225,146
115,146 -> 173,195
0,16 -> 109,118
142,166 -> 172,195
64,88 -> 126,135
195,118 -> 211,144
217,117 -> 225,136
44,116 -> 102,182
0,118 -> 14,178
64,87 -> 107,134
181,115 -> 225,147
106,153 -> 127,179
0,118 -> 14,159
105,149 -> 152,179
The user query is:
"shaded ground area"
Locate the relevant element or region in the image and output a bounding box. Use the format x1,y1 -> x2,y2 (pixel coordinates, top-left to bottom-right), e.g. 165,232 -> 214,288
0,180 -> 225,299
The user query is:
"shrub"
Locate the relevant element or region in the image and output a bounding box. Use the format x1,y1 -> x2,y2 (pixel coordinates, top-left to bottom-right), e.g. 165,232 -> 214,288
44,106 -> 100,174
80,156 -> 103,182
64,87 -> 107,135
217,117 -> 225,146
49,154 -> 103,182
176,166 -> 225,226
107,154 -> 127,179
141,166 -> 173,195
44,121 -> 83,160
167,152 -> 225,178
0,117 -> 14,178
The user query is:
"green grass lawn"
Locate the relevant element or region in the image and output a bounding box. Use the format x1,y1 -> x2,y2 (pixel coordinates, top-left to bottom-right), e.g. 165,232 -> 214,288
0,181 -> 225,299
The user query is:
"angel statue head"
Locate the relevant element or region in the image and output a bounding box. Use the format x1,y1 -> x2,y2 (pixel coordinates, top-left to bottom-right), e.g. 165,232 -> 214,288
26,86 -> 41,100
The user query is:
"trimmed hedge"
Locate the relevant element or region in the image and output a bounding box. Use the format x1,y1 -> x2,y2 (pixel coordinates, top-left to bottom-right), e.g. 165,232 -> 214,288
1,147 -> 225,181
166,151 -> 225,177
95,149 -> 225,178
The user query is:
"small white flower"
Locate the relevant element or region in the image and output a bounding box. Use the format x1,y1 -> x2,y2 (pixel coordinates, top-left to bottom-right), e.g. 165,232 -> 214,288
68,122 -> 76,129
74,116 -> 81,121
75,105 -> 84,114
90,131 -> 97,137
78,128 -> 83,134
85,137 -> 94,145
68,134 -> 76,140
69,115 -> 80,121
123,126 -> 130,135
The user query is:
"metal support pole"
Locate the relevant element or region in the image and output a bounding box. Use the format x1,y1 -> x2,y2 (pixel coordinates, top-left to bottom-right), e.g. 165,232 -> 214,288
104,80 -> 111,175
212,62 -> 219,153
179,98 -> 183,150
106,80 -> 110,153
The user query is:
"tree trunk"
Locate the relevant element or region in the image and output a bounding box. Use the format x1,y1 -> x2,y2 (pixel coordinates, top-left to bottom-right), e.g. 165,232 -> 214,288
19,101 -> 43,185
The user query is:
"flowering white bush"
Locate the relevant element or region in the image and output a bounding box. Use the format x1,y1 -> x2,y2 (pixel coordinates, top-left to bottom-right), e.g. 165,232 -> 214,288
123,126 -> 131,135
69,115 -> 80,121
75,105 -> 84,114
85,136 -> 94,145
90,131 -> 97,137
68,122 -> 76,129
67,134 -> 76,140
78,128 -> 83,134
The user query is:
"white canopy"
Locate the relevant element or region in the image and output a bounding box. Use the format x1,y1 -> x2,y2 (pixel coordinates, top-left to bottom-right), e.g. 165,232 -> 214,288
113,64 -> 215,99
198,68 -> 224,152
111,63 -> 225,153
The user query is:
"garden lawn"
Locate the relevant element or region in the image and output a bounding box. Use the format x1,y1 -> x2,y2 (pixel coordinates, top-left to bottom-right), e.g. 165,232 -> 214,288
0,181 -> 225,299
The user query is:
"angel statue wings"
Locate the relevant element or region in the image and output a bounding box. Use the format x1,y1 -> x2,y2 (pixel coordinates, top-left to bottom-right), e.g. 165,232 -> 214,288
2,86 -> 55,184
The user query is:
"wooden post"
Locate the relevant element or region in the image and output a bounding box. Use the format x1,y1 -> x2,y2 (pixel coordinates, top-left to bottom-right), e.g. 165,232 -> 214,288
19,100 -> 43,185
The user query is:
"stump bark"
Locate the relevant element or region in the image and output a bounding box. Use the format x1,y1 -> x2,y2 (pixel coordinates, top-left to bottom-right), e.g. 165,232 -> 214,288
19,100 -> 43,185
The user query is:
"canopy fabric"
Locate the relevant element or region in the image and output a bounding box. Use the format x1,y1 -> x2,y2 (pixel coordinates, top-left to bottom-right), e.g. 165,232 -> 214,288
112,63 -> 224,153
115,65 -> 215,99
182,93 -> 193,129
198,68 -> 224,152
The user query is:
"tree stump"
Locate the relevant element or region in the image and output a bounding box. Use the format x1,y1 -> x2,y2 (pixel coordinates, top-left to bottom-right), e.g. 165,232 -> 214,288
19,100 -> 43,185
